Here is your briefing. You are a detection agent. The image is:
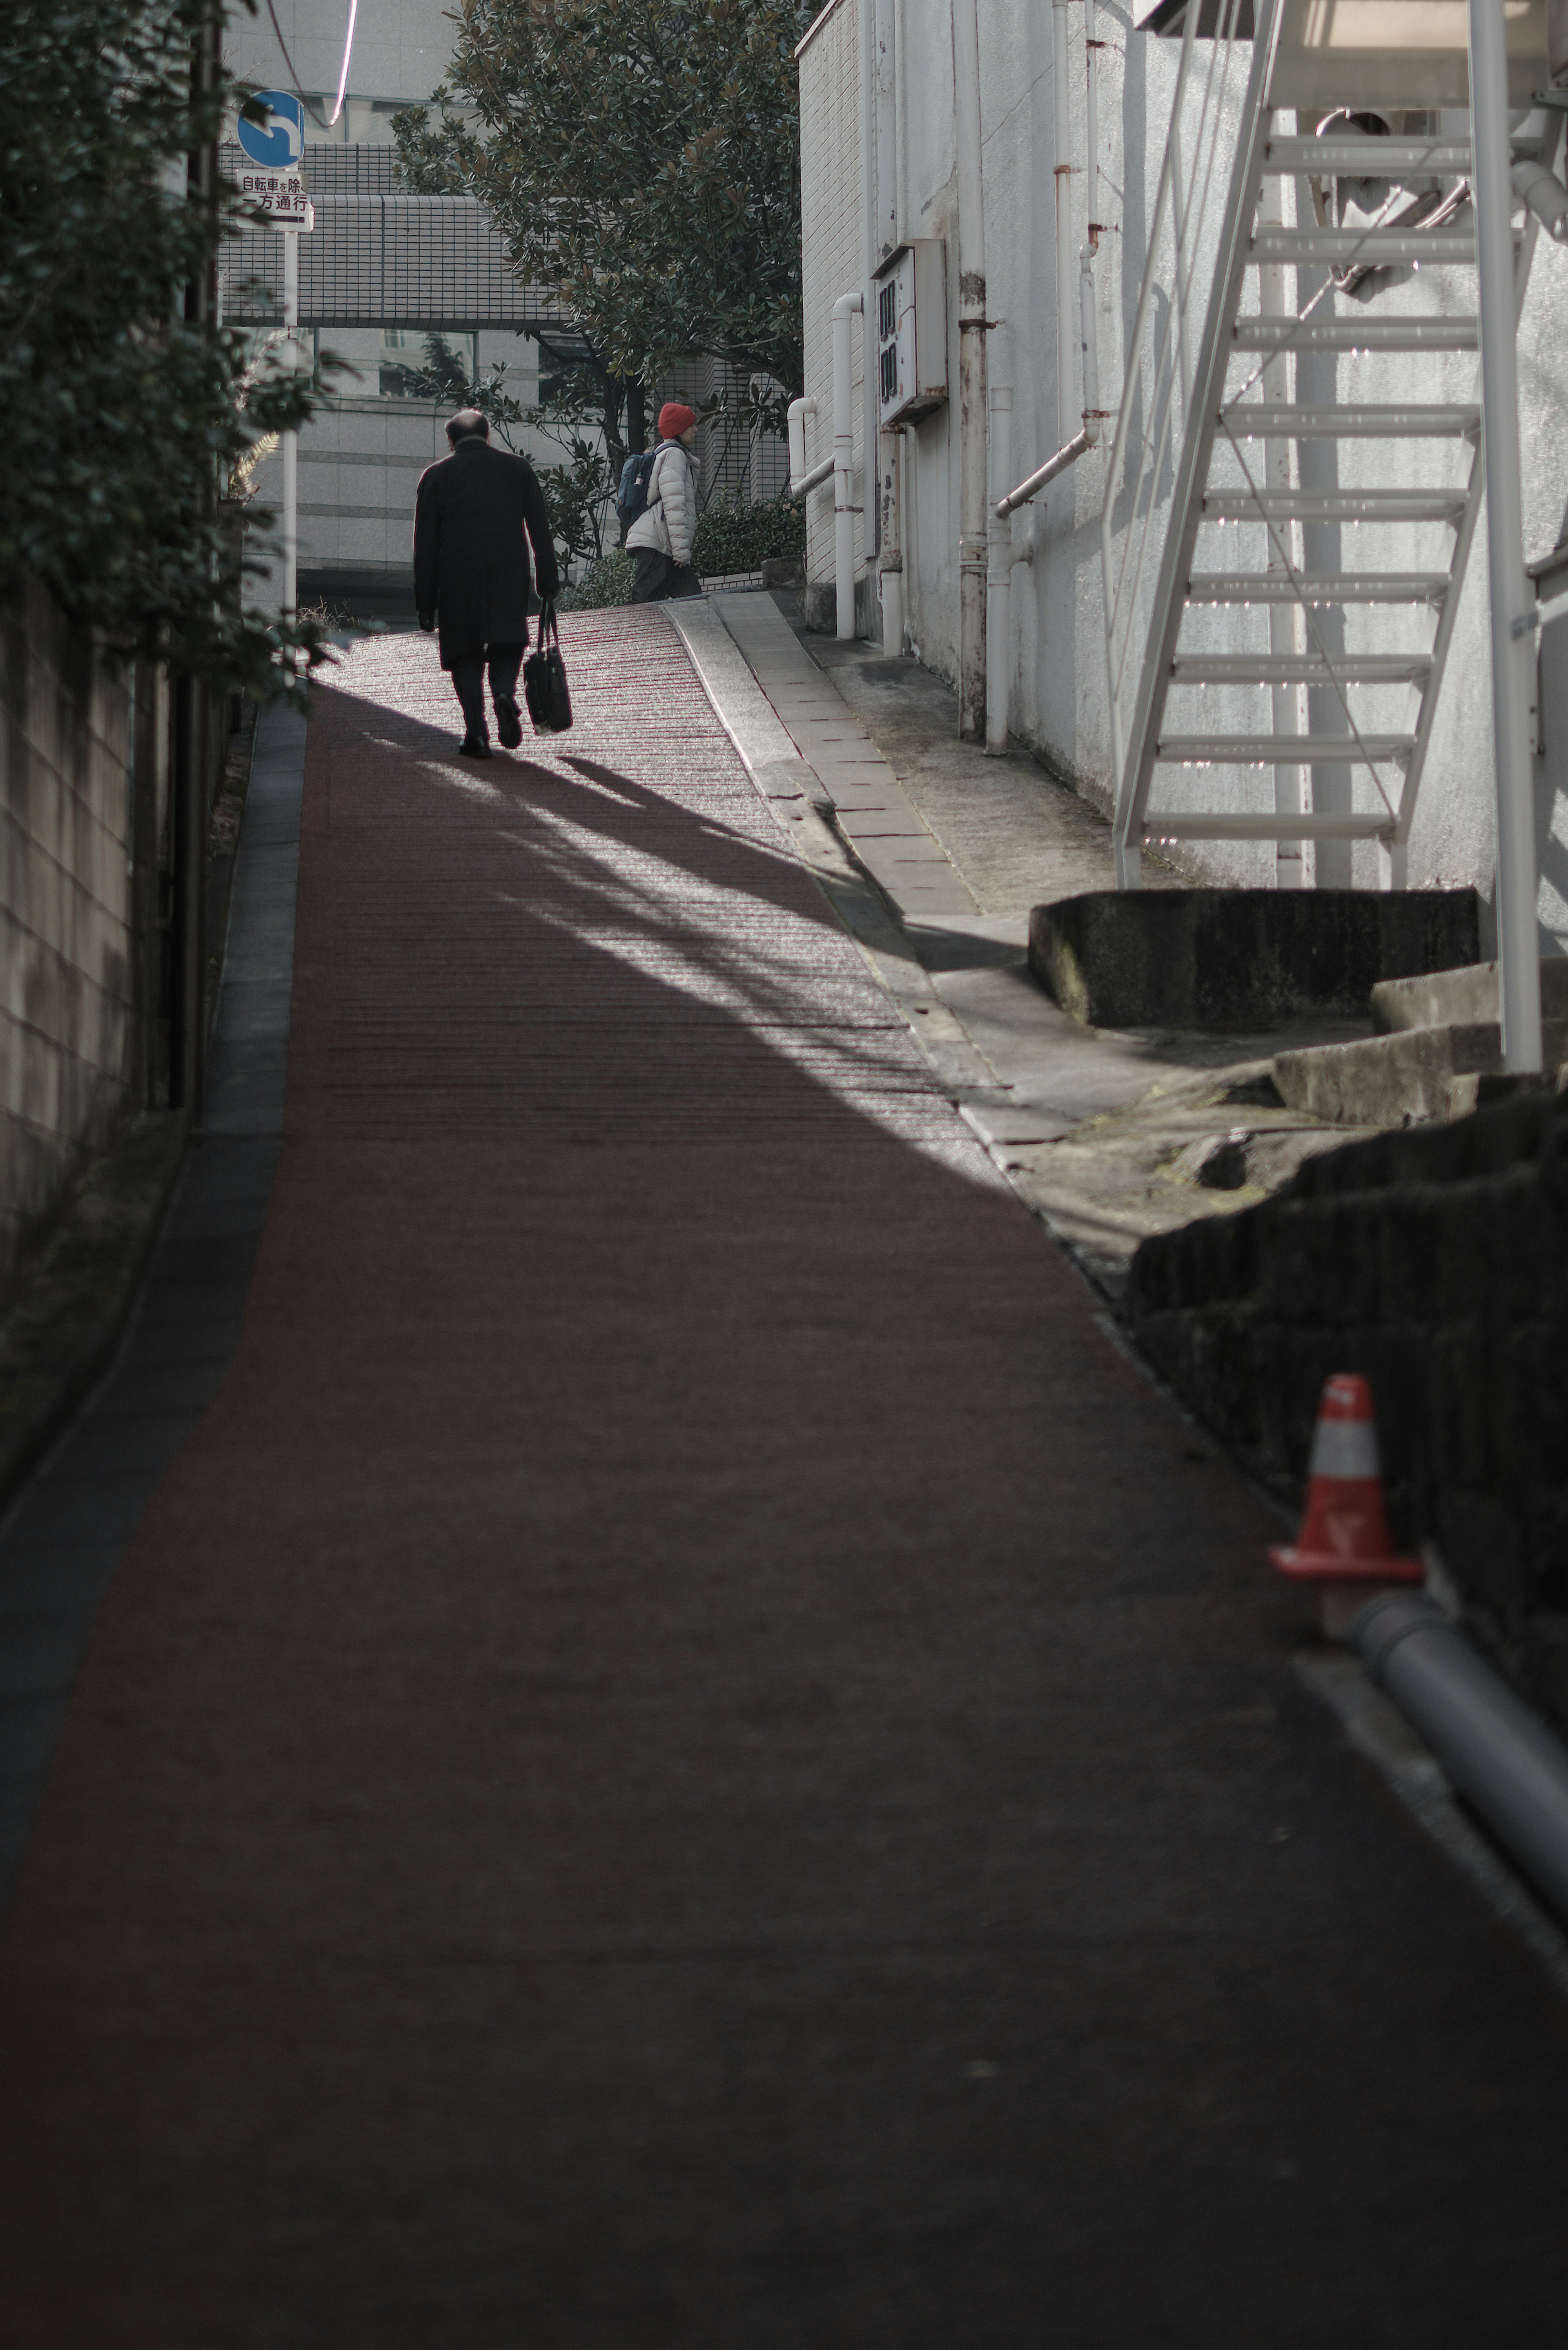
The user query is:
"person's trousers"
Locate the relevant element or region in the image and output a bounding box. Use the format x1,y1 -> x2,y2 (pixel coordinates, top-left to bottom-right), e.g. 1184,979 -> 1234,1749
450,642 -> 524,740
630,550 -> 701,604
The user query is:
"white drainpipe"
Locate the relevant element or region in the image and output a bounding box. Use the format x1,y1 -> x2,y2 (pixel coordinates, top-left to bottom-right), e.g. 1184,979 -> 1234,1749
787,397 -> 833,498
875,0 -> 902,655
952,0 -> 988,740
832,291 -> 864,640
880,432 -> 905,654
986,388 -> 1036,755
1052,0 -> 1076,450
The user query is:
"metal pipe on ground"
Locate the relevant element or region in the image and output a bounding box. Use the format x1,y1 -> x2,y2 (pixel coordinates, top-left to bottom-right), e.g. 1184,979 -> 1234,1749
1354,1594 -> 1568,1924
952,0 -> 988,738
832,292 -> 864,640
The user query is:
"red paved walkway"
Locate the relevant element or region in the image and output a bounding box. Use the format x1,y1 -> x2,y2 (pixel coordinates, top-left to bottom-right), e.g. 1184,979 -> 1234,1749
2,612 -> 1567,2345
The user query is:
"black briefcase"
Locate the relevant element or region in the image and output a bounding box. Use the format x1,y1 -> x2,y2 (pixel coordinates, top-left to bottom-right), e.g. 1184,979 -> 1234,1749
523,600 -> 573,733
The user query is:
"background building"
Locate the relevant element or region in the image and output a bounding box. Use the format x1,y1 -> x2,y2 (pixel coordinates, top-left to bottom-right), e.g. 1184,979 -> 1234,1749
221,0 -> 788,615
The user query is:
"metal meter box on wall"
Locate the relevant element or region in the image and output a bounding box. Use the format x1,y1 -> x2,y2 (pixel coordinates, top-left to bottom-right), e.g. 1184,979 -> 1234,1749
874,242 -> 947,428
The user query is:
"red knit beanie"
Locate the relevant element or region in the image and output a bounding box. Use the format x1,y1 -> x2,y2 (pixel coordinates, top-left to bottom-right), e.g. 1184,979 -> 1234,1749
658,401 -> 697,439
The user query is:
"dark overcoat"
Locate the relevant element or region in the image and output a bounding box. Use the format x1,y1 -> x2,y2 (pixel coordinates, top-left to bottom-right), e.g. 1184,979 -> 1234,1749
412,439 -> 561,669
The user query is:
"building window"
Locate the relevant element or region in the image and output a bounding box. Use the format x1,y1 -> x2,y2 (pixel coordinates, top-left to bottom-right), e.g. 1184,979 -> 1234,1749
378,329 -> 477,400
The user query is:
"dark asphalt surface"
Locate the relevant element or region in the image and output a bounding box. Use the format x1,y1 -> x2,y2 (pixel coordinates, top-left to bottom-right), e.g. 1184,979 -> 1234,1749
0,613 -> 1565,2346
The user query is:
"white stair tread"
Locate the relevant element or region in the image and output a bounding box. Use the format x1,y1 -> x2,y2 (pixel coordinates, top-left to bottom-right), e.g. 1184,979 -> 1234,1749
1140,812 -> 1398,841
1264,137 -> 1472,172
1219,404 -> 1478,439
1249,230 -> 1475,264
1185,573 -> 1449,604
1156,734 -> 1416,763
1233,318 -> 1477,351
1169,655 -> 1432,683
1200,488 -> 1468,522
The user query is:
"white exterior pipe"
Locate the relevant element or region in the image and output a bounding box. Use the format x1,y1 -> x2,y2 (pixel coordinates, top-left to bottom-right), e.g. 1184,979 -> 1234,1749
832,291 -> 863,640
874,0 -> 899,258
787,396 -> 832,497
996,427 -> 1091,517
860,0 -> 880,561
282,226 -> 298,619
873,0 -> 901,652
1053,0 -> 1076,449
1355,1594 -> 1568,1923
986,386 -> 1013,754
880,428 -> 904,653
1512,156 -> 1568,241
1469,0 -> 1543,1071
952,0 -> 988,739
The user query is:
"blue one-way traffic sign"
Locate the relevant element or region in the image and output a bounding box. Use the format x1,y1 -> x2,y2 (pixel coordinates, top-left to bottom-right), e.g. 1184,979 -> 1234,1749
236,91 -> 305,170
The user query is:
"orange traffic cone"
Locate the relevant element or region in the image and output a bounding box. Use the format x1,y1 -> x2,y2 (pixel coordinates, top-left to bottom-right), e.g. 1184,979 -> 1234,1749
1269,1373 -> 1423,1637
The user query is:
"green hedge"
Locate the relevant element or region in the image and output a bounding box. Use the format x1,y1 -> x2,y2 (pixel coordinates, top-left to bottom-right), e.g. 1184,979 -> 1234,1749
556,550 -> 635,611
692,493 -> 804,577
556,495 -> 805,610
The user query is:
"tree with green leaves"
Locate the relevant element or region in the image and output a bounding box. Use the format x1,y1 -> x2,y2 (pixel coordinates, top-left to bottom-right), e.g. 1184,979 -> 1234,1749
390,330 -> 620,565
392,0 -> 808,446
0,0 -> 329,690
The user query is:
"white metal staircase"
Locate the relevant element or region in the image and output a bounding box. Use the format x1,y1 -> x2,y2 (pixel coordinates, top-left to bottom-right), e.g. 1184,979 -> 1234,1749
1101,0 -> 1564,889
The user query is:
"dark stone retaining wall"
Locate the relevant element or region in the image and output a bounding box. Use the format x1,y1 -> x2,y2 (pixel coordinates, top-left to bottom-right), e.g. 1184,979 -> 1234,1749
1031,887 -> 1481,1029
1127,1091 -> 1568,1730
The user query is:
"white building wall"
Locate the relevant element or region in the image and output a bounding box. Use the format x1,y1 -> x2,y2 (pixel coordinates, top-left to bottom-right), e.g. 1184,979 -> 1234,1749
798,0 -> 1568,944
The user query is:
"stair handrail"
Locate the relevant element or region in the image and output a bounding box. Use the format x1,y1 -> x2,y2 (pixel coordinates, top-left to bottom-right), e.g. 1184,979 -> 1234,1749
1105,0 -> 1288,883
1099,0 -> 1245,828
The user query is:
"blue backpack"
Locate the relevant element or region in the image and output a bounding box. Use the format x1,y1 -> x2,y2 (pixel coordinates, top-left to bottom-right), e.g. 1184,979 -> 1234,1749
615,449 -> 658,530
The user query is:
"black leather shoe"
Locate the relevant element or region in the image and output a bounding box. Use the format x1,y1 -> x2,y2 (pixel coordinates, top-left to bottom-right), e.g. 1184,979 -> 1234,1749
494,696 -> 523,750
459,734 -> 492,759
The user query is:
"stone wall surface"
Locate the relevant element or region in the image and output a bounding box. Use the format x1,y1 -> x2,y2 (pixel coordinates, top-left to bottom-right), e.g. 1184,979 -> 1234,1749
0,585 -> 137,1292
1128,1093 -> 1568,1730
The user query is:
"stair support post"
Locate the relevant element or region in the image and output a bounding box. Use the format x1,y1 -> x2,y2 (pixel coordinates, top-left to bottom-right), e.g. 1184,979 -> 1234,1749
1257,123 -> 1308,888
1469,0 -> 1543,1070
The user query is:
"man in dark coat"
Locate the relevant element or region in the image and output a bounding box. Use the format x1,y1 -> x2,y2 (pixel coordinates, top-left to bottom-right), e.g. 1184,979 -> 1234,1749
414,409 -> 561,758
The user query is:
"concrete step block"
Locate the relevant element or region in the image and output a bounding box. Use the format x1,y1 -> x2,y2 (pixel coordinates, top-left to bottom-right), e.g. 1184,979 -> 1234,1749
1274,1019 -> 1568,1126
1372,956 -> 1568,1035
1029,887 -> 1480,1031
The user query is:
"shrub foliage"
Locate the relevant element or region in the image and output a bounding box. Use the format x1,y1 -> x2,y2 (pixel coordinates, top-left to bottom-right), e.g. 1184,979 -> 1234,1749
0,0 -> 327,686
393,0 -> 808,433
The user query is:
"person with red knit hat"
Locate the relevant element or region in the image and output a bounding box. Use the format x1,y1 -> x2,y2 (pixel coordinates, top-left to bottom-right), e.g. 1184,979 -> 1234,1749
625,402 -> 702,602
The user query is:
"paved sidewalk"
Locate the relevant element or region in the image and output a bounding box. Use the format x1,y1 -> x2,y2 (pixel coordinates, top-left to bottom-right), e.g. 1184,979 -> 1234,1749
1,611 -> 1566,2345
695,595 -> 1377,1286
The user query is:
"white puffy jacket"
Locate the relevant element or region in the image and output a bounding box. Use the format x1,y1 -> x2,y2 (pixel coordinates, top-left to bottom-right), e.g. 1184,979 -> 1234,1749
625,440 -> 699,567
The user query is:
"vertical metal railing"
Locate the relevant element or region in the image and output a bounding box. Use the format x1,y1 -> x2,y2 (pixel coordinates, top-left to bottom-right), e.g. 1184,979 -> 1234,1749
1098,0 -> 1267,874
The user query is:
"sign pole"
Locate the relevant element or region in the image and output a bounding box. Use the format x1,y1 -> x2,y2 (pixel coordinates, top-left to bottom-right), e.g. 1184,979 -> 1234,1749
283,225 -> 299,622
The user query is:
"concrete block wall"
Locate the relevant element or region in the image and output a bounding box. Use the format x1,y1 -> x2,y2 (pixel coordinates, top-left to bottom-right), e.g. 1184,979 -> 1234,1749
1127,1094 -> 1568,1732
0,585 -> 138,1291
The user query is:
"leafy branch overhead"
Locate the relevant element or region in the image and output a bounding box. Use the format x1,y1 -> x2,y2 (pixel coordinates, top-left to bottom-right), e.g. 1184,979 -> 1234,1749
393,0 -> 808,407
0,0 -> 331,687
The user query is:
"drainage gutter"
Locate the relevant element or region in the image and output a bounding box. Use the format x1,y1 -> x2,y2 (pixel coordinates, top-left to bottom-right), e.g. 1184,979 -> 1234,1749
1354,1593 -> 1568,1923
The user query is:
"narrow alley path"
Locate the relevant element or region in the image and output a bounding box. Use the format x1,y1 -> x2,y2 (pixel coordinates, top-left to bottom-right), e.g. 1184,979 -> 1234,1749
2,612 -> 1566,2346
